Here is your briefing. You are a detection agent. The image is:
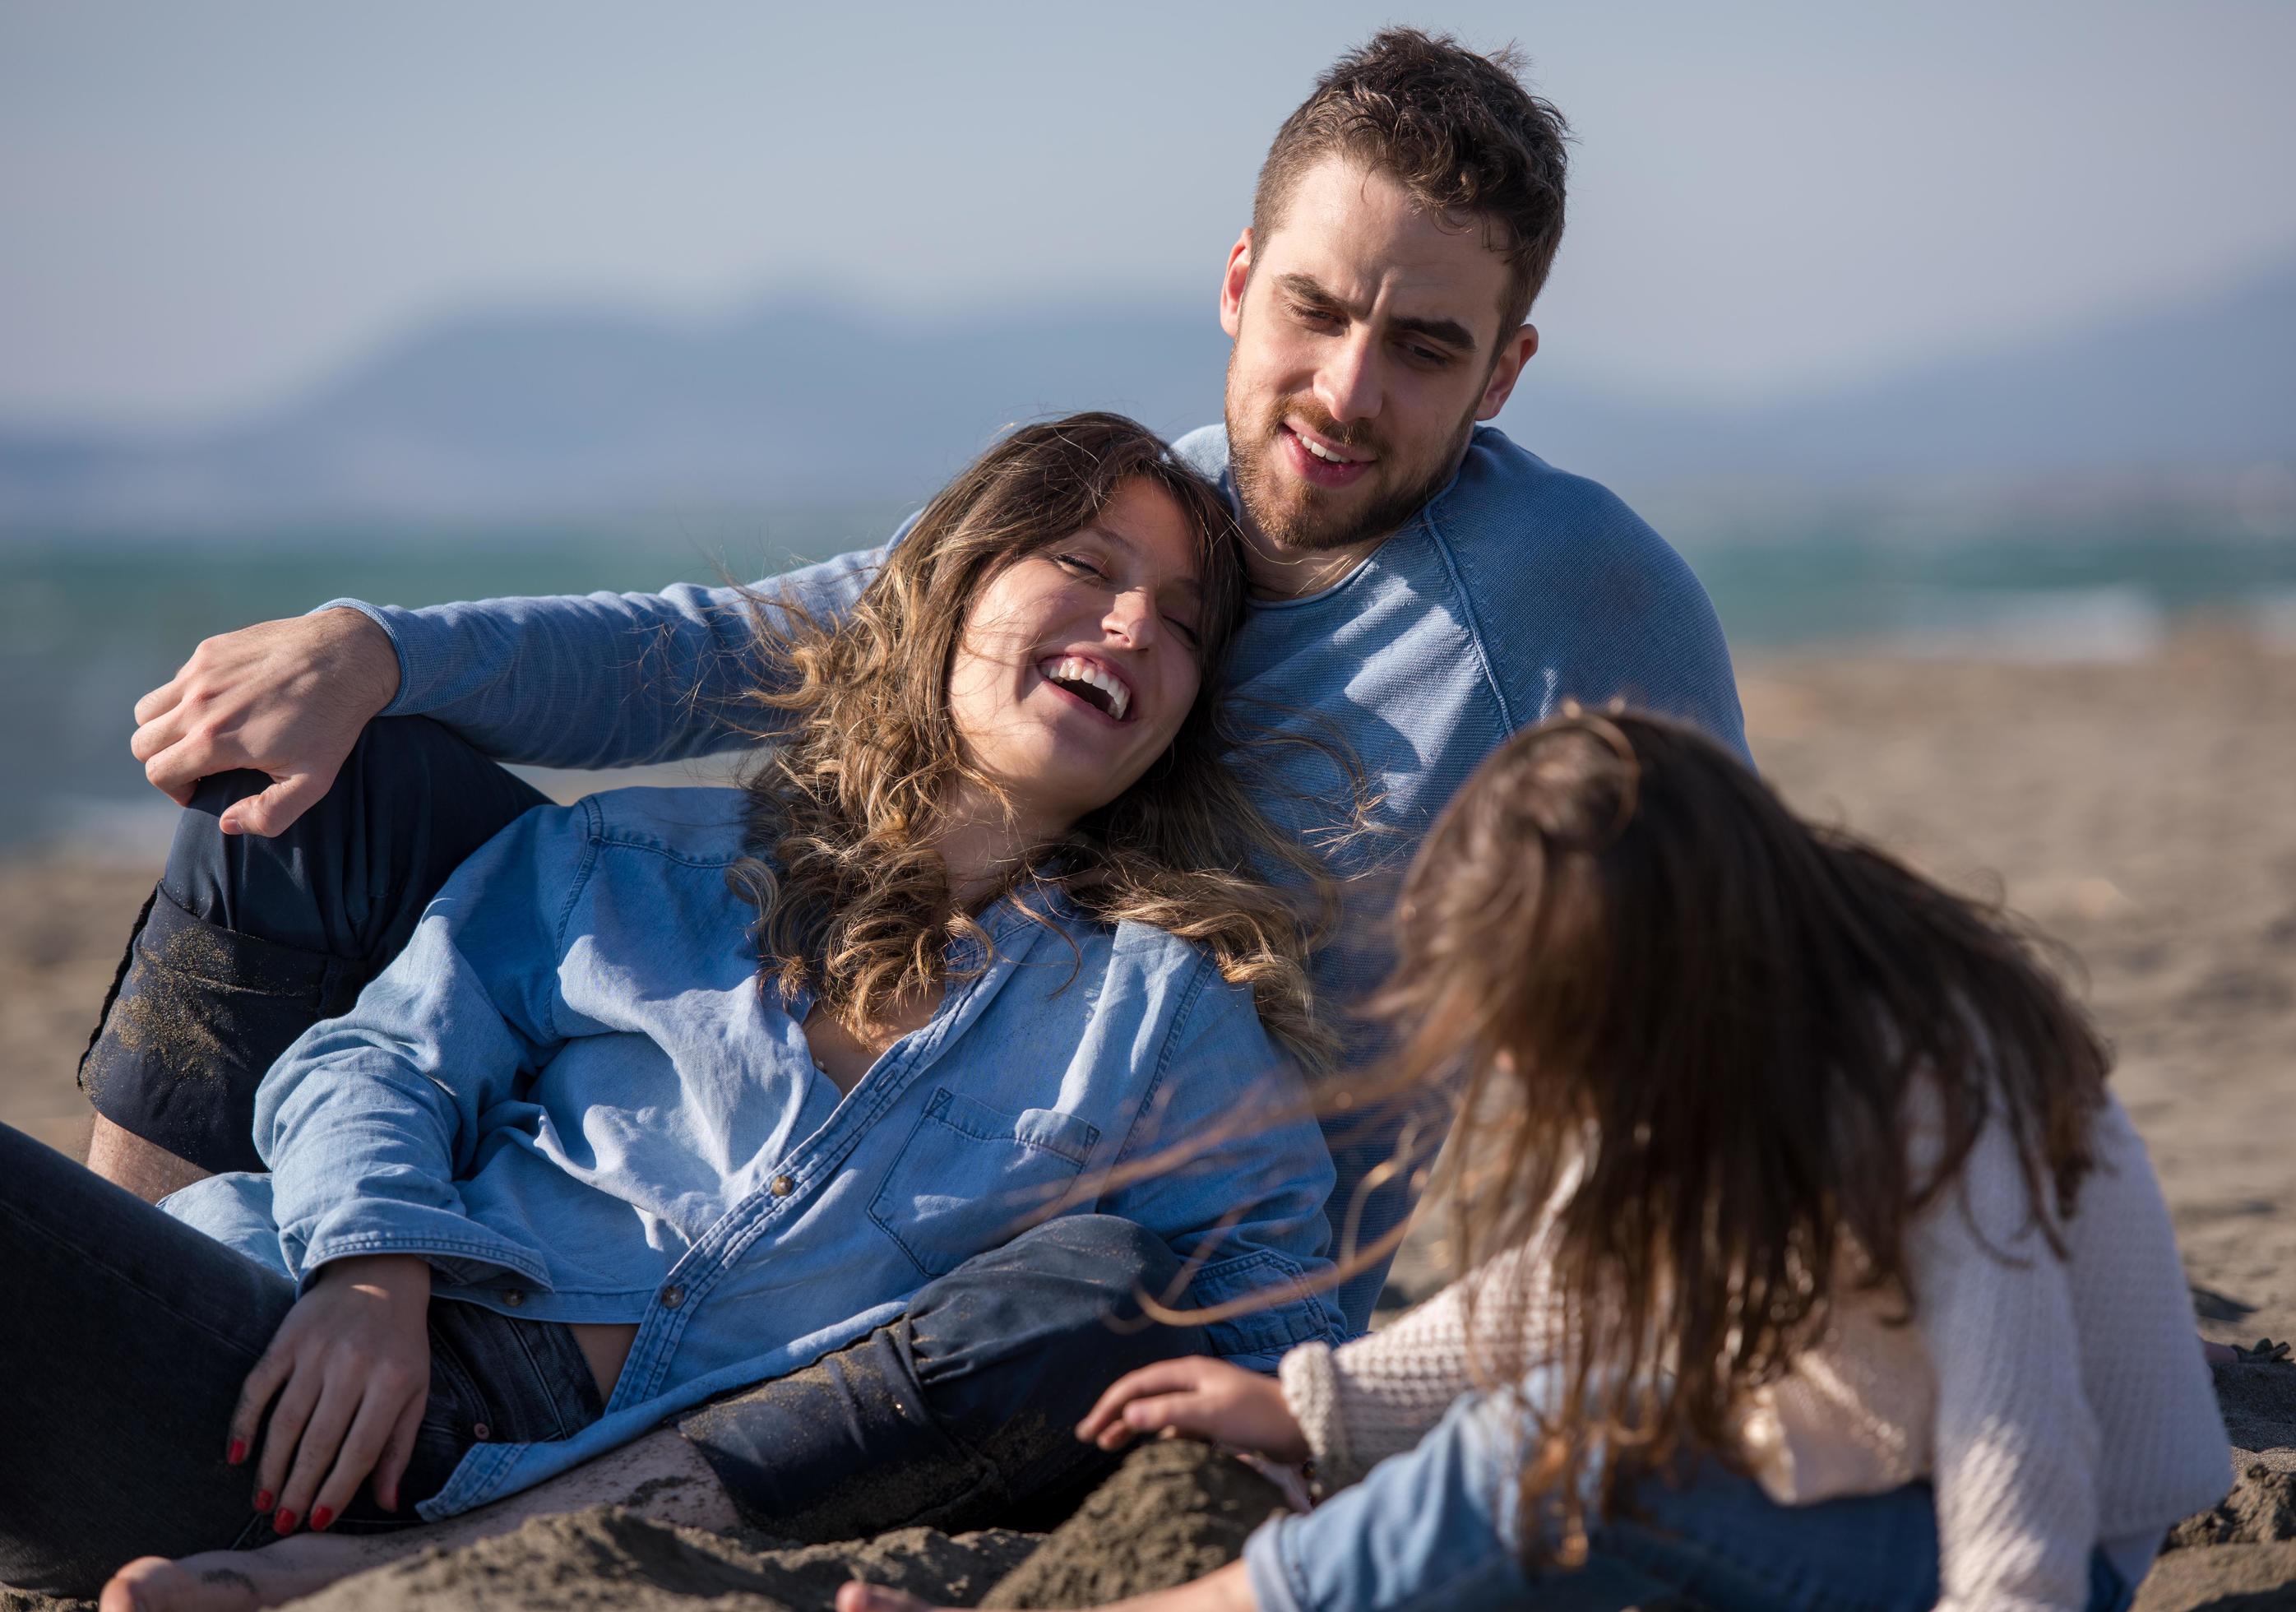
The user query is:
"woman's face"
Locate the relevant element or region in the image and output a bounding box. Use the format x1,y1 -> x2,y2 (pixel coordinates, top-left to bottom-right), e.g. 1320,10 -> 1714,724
946,476 -> 1211,836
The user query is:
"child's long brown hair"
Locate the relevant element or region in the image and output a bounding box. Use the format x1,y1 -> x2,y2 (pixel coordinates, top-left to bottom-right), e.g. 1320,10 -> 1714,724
1373,709 -> 2110,1560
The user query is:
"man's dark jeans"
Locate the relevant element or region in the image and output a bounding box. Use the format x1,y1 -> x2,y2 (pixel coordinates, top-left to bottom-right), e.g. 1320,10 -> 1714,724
75,718 -> 1207,1545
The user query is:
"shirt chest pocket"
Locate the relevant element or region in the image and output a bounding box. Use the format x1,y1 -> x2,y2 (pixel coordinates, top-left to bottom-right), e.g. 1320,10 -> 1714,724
868,1086 -> 1102,1280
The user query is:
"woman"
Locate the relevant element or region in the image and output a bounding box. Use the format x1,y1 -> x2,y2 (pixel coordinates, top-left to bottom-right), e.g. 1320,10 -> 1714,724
0,413 -> 1349,1600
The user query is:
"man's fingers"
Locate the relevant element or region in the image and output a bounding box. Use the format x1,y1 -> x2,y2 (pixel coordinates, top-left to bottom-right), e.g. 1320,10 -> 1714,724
372,1391 -> 428,1513
220,771 -> 329,839
132,675 -> 184,729
127,704 -> 187,764
141,731 -> 229,804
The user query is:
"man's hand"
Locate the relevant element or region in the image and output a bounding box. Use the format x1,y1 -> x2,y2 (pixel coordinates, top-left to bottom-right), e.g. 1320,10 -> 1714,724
232,1253 -> 433,1531
130,608 -> 400,836
1076,1356 -> 1310,1464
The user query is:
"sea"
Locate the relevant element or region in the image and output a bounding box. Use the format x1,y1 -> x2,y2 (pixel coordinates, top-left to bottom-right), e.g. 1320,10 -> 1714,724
7,501 -> 2294,858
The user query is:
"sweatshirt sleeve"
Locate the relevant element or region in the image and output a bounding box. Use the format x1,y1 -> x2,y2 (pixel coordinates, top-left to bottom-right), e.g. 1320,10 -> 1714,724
1908,1106 -> 2103,1612
1280,1244 -> 1549,1489
322,541 -> 891,769
255,800 -> 596,1290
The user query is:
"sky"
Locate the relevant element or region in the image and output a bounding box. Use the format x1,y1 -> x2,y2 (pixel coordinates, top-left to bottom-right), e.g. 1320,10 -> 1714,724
4,0 -> 2294,424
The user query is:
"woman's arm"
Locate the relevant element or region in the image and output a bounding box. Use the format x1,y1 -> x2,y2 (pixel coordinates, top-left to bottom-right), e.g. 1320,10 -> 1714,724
256,799 -> 590,1289
221,802 -> 596,1531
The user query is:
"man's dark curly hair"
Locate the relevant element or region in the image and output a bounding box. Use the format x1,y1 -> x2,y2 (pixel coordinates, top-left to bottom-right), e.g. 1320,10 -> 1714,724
1252,28 -> 1571,336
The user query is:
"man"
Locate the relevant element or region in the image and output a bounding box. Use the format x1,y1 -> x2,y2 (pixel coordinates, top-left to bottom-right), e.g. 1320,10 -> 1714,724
90,29 -> 1745,1608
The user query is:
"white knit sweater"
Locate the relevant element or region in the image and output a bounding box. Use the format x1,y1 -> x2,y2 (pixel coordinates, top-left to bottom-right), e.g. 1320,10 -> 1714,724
1278,1092 -> 2231,1611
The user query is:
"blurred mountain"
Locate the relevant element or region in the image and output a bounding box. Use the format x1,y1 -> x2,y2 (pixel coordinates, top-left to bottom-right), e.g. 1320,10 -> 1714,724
3,258 -> 2292,531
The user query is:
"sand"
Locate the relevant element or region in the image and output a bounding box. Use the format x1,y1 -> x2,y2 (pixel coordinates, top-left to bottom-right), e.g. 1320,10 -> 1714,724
4,628 -> 2294,1609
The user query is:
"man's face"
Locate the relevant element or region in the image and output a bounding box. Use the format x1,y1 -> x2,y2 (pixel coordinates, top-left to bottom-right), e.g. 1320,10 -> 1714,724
1220,157 -> 1537,580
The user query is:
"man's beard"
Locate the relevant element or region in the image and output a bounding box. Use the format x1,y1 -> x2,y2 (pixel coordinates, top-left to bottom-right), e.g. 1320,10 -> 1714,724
1225,372 -> 1479,558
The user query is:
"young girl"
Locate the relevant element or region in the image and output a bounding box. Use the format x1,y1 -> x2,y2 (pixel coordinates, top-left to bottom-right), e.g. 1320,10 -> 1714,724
846,709 -> 2231,1612
0,414 -> 1352,1602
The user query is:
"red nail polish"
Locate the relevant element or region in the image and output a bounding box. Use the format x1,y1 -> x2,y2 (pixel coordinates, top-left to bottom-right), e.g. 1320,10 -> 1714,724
274,1508 -> 298,1535
309,1506 -> 335,1532
253,1489 -> 274,1512
226,1438 -> 248,1466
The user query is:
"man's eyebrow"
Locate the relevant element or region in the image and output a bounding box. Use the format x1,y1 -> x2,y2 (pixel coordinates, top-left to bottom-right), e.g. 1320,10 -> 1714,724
1273,272 -> 1479,354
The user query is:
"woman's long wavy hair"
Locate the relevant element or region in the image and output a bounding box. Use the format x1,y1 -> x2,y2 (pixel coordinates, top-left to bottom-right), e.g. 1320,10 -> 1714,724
728,411 -> 1342,1071
1370,708 -> 2110,1561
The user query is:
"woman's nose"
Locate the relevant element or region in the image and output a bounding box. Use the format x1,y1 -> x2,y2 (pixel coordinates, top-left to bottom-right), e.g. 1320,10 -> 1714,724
1103,587 -> 1157,646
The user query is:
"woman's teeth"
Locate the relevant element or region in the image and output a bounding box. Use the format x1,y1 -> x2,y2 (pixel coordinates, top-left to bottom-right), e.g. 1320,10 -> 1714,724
1040,656 -> 1131,720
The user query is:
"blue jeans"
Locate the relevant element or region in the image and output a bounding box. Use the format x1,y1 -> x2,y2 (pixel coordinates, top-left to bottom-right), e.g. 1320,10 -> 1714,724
72,717 -> 1210,1545
0,1122 -> 604,1600
1244,1393 -> 2138,1612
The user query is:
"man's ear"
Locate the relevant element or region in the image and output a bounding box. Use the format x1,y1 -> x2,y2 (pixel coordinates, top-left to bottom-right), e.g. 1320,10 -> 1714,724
1475,324 -> 1539,420
1219,229 -> 1254,340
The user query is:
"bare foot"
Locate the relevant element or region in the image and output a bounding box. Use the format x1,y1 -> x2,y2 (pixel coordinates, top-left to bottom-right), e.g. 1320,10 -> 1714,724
100,1531 -> 372,1612
836,1588 -> 941,1612
99,1425 -> 738,1612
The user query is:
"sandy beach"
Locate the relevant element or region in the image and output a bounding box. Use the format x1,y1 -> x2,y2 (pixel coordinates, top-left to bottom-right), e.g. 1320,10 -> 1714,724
4,630 -> 2292,1610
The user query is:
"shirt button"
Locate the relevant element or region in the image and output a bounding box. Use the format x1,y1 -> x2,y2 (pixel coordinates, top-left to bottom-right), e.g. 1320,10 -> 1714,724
470,1422 -> 492,1442
660,1284 -> 687,1310
501,1288 -> 523,1308
771,1174 -> 795,1197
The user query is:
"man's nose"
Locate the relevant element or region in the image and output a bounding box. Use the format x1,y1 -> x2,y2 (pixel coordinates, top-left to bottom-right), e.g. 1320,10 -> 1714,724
1313,331 -> 1383,424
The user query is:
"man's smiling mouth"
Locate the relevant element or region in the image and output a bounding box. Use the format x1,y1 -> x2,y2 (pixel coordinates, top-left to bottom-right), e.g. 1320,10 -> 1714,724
1039,655 -> 1133,722
1283,421 -> 1373,466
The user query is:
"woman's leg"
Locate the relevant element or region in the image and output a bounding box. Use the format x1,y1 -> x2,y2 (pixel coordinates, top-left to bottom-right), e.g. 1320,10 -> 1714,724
80,716 -> 549,1193
0,1124 -> 297,1599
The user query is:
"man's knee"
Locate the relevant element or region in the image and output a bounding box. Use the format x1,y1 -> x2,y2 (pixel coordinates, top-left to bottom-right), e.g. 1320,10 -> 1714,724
167,716 -> 544,957
905,1214 -> 1204,1392
669,1218 -> 1209,1540
82,716 -> 545,1177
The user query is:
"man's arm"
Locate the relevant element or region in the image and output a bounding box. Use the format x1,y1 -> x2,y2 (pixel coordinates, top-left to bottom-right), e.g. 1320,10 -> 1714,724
131,544 -> 889,837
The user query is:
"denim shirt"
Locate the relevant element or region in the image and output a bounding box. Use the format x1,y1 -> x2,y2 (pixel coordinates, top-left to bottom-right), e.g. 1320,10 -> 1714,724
163,786 -> 1344,1519
326,424 -> 1747,1330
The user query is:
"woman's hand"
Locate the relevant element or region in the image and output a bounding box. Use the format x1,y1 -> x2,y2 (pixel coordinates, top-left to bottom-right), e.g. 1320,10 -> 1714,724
230,1253 -> 433,1531
1076,1357 -> 1310,1464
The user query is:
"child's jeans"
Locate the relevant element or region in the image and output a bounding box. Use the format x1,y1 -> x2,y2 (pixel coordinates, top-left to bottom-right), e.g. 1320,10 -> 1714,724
1243,1391 -> 2148,1612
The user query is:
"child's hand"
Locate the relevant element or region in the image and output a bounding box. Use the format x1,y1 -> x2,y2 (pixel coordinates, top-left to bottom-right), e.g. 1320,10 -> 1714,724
1076,1356 -> 1310,1463
230,1253 -> 433,1532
